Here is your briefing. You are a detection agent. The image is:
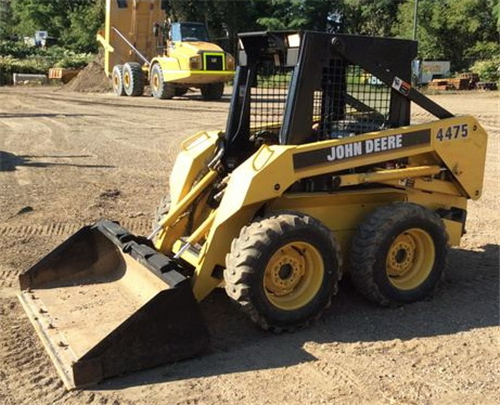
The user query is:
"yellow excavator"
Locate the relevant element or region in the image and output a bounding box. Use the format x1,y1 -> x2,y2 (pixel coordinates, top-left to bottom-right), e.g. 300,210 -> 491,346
97,0 -> 235,100
19,31 -> 487,389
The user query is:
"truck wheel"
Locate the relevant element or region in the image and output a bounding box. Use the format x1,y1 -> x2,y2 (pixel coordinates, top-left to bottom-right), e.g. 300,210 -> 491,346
111,65 -> 126,96
201,83 -> 224,101
224,212 -> 341,332
123,62 -> 144,97
175,86 -> 188,96
350,203 -> 448,306
150,64 -> 175,99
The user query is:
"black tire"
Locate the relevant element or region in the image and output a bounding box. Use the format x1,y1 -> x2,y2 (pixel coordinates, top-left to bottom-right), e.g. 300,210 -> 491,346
150,64 -> 175,99
152,195 -> 170,231
350,202 -> 448,306
201,83 -> 224,101
111,65 -> 126,96
224,212 -> 341,332
123,62 -> 145,97
175,86 -> 188,96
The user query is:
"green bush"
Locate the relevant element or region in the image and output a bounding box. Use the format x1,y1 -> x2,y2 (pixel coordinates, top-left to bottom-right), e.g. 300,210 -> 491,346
0,40 -> 92,85
0,40 -> 34,58
0,55 -> 47,84
470,56 -> 500,83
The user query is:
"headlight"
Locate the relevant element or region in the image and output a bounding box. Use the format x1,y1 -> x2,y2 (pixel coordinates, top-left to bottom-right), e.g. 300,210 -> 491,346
189,55 -> 202,70
226,54 -> 235,70
287,33 -> 300,48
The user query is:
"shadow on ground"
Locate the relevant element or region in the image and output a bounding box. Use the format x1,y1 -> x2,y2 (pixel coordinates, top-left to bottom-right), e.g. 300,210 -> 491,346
96,243 -> 499,390
33,92 -> 231,112
0,151 -> 114,171
0,113 -> 96,119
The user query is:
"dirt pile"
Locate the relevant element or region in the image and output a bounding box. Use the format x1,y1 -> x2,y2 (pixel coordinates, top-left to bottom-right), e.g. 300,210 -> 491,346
63,52 -> 112,93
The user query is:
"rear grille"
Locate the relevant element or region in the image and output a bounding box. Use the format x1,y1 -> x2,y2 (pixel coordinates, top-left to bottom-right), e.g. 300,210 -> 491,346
204,54 -> 224,71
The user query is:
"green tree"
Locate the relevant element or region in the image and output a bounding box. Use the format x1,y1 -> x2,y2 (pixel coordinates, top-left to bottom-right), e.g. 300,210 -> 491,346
211,1 -> 265,53
492,0 -> 500,32
393,0 -> 499,70
0,0 -> 16,39
256,0 -> 340,31
65,1 -> 105,53
9,0 -> 104,52
166,0 -> 265,53
340,0 -> 405,36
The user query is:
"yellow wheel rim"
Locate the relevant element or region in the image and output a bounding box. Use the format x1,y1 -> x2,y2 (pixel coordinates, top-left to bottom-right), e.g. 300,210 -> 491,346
386,228 -> 435,290
264,242 -> 324,311
124,72 -> 130,87
153,74 -> 159,91
113,74 -> 119,88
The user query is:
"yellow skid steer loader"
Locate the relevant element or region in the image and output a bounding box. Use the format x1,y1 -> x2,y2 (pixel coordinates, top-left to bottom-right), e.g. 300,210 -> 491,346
19,31 -> 488,389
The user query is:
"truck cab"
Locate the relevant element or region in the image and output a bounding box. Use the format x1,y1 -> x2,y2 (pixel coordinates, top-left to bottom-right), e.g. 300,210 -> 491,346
149,20 -> 234,100
171,22 -> 209,42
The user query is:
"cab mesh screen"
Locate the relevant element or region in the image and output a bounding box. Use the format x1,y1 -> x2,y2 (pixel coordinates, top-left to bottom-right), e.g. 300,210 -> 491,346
313,59 -> 391,140
248,58 -> 391,141
249,62 -> 293,134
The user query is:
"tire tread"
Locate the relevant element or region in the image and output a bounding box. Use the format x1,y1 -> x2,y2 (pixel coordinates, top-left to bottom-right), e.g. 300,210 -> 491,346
350,202 -> 448,306
224,212 -> 341,333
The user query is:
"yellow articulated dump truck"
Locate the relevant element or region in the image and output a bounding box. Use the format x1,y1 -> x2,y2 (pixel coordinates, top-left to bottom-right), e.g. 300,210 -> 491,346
19,31 -> 487,389
97,0 -> 235,100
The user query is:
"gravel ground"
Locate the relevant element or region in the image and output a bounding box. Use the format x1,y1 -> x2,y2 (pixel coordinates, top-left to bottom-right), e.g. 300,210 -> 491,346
0,87 -> 498,405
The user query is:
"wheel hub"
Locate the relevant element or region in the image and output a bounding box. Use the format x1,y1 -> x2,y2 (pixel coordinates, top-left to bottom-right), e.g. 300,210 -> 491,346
265,250 -> 305,296
263,241 -> 325,310
278,263 -> 293,279
387,236 -> 416,276
385,228 -> 436,290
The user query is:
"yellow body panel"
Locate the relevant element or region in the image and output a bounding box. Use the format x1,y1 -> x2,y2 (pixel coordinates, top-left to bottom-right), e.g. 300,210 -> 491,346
169,131 -> 220,205
430,117 -> 488,199
151,45 -> 233,84
268,190 -> 406,268
99,0 -> 166,76
155,116 -> 486,301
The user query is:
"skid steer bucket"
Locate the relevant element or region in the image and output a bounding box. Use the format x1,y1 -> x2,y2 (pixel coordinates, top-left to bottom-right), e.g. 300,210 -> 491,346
18,220 -> 209,389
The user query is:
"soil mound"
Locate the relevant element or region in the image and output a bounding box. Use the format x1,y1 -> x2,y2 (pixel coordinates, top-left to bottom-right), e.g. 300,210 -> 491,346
63,52 -> 111,93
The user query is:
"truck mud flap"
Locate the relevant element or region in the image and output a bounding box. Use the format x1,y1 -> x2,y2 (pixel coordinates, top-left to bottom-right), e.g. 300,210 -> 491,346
18,220 -> 209,389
